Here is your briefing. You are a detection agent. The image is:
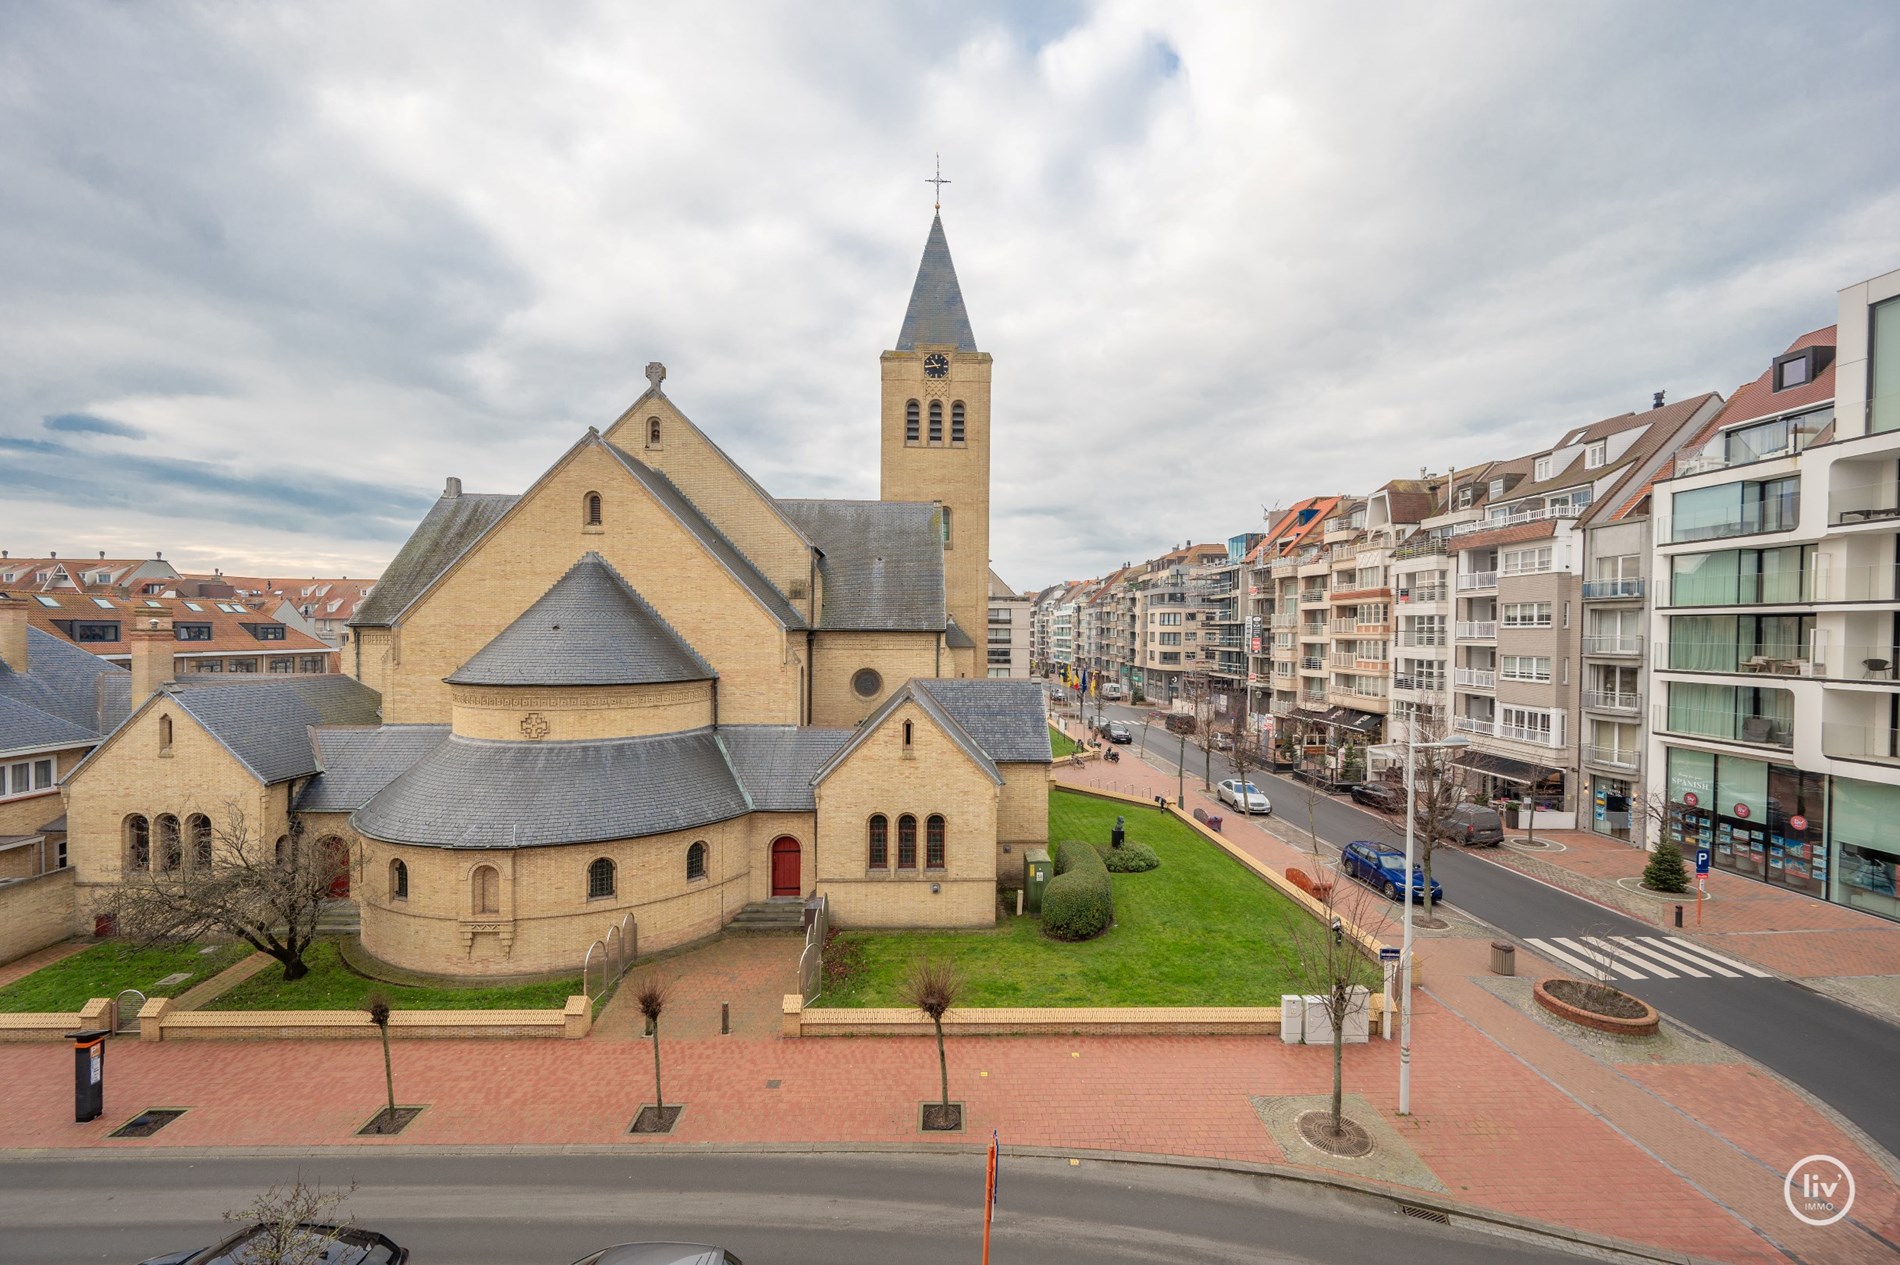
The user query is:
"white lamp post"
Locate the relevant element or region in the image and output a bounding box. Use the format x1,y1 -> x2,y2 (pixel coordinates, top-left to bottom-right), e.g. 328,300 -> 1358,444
1372,727 -> 1468,1116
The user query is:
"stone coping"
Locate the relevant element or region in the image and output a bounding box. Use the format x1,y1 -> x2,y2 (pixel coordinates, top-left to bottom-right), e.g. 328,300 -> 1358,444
0,995 -> 591,1042
0,997 -> 112,1043
785,995 -> 1385,1038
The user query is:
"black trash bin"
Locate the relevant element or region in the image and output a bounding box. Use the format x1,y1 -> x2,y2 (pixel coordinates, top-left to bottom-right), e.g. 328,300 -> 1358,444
67,1029 -> 108,1123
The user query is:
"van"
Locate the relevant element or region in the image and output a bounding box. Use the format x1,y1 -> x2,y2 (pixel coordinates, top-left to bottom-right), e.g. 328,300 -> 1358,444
1101,682 -> 1124,701
1447,803 -> 1504,846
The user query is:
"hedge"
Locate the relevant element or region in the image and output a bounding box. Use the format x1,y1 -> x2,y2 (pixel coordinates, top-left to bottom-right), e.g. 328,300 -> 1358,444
1098,841 -> 1160,873
1043,839 -> 1114,941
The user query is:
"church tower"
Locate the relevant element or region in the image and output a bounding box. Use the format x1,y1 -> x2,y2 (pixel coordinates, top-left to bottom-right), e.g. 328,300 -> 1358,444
881,213 -> 992,662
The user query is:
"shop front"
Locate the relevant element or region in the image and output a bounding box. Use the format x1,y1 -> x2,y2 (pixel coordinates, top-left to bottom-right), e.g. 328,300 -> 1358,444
1590,775 -> 1634,842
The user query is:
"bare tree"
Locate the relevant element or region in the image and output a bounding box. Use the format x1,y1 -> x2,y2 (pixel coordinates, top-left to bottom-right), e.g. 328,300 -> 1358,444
1285,838 -> 1391,1142
902,955 -> 963,1128
364,992 -> 398,1132
222,1179 -> 359,1265
636,977 -> 672,1117
103,807 -> 341,980
1364,711 -> 1466,927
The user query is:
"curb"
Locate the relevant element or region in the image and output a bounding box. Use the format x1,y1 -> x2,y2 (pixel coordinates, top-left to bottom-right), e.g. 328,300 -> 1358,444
0,1139 -> 1725,1264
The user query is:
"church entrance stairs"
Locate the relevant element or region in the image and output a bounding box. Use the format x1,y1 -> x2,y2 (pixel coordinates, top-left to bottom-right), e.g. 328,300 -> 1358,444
726,901 -> 807,932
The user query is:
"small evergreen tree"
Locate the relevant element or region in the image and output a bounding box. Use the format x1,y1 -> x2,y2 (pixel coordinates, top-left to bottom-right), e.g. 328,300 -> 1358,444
1642,837 -> 1691,893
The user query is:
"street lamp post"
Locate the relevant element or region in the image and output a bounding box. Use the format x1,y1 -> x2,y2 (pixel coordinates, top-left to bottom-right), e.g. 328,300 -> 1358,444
1372,728 -> 1468,1117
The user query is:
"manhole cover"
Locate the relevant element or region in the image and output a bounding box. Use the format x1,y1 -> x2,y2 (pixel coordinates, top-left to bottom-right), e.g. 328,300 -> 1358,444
111,1109 -> 185,1138
1295,1109 -> 1373,1157
153,973 -> 192,988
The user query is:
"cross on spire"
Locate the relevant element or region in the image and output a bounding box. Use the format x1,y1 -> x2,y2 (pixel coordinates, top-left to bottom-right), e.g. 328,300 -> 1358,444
926,154 -> 950,212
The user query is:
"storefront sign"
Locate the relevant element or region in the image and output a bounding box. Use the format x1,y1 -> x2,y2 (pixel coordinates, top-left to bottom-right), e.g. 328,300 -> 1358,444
1734,803 -> 1751,819
1682,791 -> 1699,808
1790,814 -> 1809,832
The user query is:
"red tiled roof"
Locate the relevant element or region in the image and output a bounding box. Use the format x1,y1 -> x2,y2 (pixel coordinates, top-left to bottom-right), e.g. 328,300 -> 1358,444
1689,327 -> 1837,445
1448,519 -> 1557,553
3,591 -> 335,660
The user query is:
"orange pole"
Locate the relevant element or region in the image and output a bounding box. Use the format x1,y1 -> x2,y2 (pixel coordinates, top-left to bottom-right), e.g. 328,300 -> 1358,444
982,1140 -> 996,1264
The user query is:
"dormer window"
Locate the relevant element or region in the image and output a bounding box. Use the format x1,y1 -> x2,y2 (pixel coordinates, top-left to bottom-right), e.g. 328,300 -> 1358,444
1772,345 -> 1830,392
1534,457 -> 1553,481
1584,440 -> 1607,469
1489,479 -> 1505,498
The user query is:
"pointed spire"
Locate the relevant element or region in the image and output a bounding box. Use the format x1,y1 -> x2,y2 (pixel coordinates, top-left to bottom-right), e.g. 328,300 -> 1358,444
896,214 -> 977,352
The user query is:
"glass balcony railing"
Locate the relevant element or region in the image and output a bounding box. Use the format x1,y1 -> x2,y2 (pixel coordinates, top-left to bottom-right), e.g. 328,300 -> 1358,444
1584,744 -> 1641,769
1582,634 -> 1644,656
1583,690 -> 1641,713
1654,703 -> 1792,749
1581,577 -> 1645,600
1822,723 -> 1900,764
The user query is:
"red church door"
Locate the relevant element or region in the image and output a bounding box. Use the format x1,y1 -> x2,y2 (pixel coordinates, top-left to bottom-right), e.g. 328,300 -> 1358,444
323,838 -> 351,898
770,837 -> 801,897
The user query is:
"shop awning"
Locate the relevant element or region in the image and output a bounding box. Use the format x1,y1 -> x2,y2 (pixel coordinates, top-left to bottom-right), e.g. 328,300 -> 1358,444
1322,707 -> 1384,734
1455,750 -> 1561,786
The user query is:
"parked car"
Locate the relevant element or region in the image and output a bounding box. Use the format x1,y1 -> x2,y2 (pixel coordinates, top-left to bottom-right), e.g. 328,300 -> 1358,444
1445,803 -> 1505,846
1103,721 -> 1132,744
1350,781 -> 1406,813
1215,779 -> 1272,815
1210,731 -> 1234,752
140,1223 -> 408,1265
1341,840 -> 1444,904
573,1247 -> 744,1265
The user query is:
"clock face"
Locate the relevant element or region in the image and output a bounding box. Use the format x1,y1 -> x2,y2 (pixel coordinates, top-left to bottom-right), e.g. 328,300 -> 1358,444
923,353 -> 949,379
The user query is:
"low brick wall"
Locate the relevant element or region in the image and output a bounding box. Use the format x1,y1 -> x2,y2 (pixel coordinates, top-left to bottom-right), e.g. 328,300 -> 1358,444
0,997 -> 112,1043
0,868 -> 77,969
784,994 -> 1385,1038
136,994 -> 592,1041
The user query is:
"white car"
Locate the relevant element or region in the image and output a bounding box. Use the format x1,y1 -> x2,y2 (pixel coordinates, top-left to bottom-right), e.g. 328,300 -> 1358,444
1216,779 -> 1272,815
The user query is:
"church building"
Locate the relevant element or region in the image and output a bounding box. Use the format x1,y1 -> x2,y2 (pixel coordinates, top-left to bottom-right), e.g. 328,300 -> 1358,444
48,211 -> 1051,977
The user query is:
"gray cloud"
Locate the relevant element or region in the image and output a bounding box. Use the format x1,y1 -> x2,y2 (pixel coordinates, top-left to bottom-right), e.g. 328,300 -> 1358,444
44,412 -> 145,439
2,1 -> 1898,588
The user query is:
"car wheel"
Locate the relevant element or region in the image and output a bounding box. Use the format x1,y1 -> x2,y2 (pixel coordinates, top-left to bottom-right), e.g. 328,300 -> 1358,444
1382,880 -> 1398,900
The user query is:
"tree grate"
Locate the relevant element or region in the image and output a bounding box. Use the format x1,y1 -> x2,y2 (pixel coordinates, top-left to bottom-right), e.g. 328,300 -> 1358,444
111,1109 -> 185,1138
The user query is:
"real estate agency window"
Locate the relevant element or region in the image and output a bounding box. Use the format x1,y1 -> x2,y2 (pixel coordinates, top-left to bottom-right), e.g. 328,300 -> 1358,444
1500,655 -> 1552,682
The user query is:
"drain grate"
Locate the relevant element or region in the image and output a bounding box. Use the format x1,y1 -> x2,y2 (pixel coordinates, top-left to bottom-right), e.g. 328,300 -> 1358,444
111,1108 -> 186,1138
1398,1203 -> 1451,1226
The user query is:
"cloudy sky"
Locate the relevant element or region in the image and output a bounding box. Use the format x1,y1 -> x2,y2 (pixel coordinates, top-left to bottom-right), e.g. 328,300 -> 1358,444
5,2 -> 1899,593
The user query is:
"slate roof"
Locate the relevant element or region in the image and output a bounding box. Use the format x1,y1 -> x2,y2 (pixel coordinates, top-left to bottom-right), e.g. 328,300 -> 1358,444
914,679 -> 1052,763
353,729 -> 751,847
447,554 -> 715,687
0,626 -> 131,754
601,444 -> 806,629
353,492 -> 518,627
943,617 -> 975,650
778,499 -> 947,631
810,681 -> 1005,788
718,726 -> 854,812
896,214 -> 977,352
163,675 -> 384,785
299,725 -> 451,813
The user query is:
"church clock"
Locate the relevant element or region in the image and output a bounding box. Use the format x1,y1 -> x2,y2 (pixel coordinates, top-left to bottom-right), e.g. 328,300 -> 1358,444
922,352 -> 949,378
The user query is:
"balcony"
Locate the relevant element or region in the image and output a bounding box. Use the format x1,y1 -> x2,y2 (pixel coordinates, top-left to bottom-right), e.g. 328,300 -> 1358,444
1451,503 -> 1582,537
1271,611 -> 1297,628
1399,630 -> 1447,648
1393,536 -> 1449,560
1581,578 -> 1645,600
1454,667 -> 1496,690
1300,589 -> 1329,605
1393,675 -> 1446,693
1300,657 -> 1325,672
1456,571 -> 1499,591
1400,583 -> 1448,603
1329,618 -> 1357,634
1582,634 -> 1643,657
1675,413 -> 1826,476
1671,491 -> 1800,543
1457,621 -> 1498,640
1655,704 -> 1792,750
1355,619 -> 1392,634
1585,745 -> 1641,770
1329,652 -> 1357,669
1498,720 -> 1564,747
1822,723 -> 1900,765
1453,716 -> 1497,739
1583,690 -> 1641,713
1332,586 -> 1392,603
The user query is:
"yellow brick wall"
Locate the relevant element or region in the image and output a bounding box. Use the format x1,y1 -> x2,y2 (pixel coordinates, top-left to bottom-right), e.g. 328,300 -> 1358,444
62,699 -> 285,933
0,868 -> 76,967
604,394 -> 817,624
993,763 -> 1051,885
879,349 -> 992,657
812,697 -> 998,929
349,627 -> 391,693
382,440 -> 802,726
448,682 -> 713,741
809,631 -> 942,728
0,743 -> 88,836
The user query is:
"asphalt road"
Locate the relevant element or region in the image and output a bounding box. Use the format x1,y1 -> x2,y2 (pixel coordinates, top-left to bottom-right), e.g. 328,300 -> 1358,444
1087,701 -> 1900,1160
0,1151 -> 1619,1265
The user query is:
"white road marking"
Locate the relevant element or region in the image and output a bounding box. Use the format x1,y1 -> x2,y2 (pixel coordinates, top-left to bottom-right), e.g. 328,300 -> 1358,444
1524,937 -> 1612,980
1643,935 -> 1771,978
1608,936 -> 1710,978
1580,935 -> 1672,978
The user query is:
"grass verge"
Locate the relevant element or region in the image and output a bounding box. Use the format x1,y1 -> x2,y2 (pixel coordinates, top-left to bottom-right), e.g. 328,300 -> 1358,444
819,789 -> 1313,1007
1049,724 -> 1080,759
204,940 -> 584,1011
0,940 -> 251,1013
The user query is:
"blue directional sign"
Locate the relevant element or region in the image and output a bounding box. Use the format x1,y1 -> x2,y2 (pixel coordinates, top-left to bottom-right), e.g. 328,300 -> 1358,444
1695,847 -> 1711,876
1379,947 -> 1402,962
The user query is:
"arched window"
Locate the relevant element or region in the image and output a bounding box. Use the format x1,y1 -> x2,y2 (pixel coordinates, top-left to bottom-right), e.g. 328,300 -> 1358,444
928,400 -> 943,444
123,815 -> 149,871
587,857 -> 615,899
902,719 -> 914,749
158,715 -> 173,754
584,491 -> 603,526
868,814 -> 889,868
274,836 -> 290,867
897,814 -> 917,869
905,399 -> 920,444
926,814 -> 947,869
472,865 -> 501,914
647,416 -> 662,447
156,814 -> 181,872
951,401 -> 966,444
686,841 -> 707,882
941,507 -> 953,549
390,859 -> 409,901
188,814 -> 212,869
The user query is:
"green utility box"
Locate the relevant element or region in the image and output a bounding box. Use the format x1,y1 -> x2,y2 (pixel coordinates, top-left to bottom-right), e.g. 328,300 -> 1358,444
1023,847 -> 1053,913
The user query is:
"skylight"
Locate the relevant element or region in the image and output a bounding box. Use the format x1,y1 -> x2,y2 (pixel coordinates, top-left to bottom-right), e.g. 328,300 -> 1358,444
91,597 -> 114,609
33,595 -> 59,607
183,602 -> 203,611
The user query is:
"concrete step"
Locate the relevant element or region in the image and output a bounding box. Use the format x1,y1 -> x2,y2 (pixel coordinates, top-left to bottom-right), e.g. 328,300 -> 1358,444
314,899 -> 361,935
727,901 -> 806,932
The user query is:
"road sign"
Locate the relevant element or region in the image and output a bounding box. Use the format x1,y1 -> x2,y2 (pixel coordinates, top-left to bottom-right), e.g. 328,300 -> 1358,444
1695,847 -> 1711,876
1379,947 -> 1402,962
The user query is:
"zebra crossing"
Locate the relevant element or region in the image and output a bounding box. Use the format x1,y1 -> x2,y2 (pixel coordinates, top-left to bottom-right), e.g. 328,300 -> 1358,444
1521,934 -> 1775,983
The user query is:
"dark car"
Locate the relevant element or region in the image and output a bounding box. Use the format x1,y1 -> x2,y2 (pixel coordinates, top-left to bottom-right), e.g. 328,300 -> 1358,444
1350,781 -> 1405,813
1341,840 -> 1444,904
140,1223 -> 407,1265
1446,803 -> 1505,846
1103,721 -> 1132,744
573,1246 -> 744,1265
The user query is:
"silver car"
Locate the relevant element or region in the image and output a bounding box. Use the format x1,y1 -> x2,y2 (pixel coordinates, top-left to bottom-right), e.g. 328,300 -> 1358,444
573,1247 -> 743,1265
1216,779 -> 1272,815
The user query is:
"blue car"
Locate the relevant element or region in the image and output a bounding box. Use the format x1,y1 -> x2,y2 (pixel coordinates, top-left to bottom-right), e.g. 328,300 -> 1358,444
1341,841 -> 1444,904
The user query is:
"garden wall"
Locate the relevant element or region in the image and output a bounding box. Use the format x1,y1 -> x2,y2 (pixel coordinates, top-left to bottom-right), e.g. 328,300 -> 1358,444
0,867 -> 76,968
0,996 -> 110,1044
134,995 -> 592,1041
783,995 -> 1385,1038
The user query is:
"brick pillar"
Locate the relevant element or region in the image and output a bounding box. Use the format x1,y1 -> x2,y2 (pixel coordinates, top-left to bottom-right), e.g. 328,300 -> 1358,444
0,598 -> 26,675
128,615 -> 175,702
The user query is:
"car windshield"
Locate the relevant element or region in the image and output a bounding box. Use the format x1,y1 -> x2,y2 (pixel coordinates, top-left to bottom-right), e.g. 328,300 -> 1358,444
1375,852 -> 1408,867
1240,784 -> 1260,795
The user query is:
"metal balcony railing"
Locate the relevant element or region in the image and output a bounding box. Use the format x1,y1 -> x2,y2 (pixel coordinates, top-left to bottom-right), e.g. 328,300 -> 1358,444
1456,571 -> 1499,591
1583,690 -> 1641,713
1454,667 -> 1495,690
1583,635 -> 1644,656
1457,621 -> 1498,640
1451,503 -> 1583,537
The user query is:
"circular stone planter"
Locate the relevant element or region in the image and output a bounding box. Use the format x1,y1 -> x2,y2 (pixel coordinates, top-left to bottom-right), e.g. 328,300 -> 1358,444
1534,977 -> 1659,1037
1614,876 -> 1714,903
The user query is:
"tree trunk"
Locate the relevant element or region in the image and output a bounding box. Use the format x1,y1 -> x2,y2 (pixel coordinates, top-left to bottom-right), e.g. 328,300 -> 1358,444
1420,846 -> 1436,926
934,1015 -> 949,1109
380,1026 -> 396,1122
1331,1016 -> 1345,1136
278,954 -> 309,981
1203,736 -> 1212,791
650,1018 -> 664,1111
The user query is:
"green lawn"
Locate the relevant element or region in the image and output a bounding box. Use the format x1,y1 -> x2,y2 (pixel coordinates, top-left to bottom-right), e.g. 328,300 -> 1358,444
0,940 -> 251,1014
820,790 -> 1312,1007
1049,724 -> 1080,758
204,940 -> 584,1011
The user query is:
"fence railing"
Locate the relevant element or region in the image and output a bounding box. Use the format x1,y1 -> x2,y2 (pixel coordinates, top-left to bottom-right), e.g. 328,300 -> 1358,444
798,893 -> 830,1005
582,912 -> 637,1000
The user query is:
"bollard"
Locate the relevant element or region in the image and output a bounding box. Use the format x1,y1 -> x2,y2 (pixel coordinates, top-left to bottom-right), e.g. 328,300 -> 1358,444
1674,904 -> 1684,928
721,1002 -> 730,1036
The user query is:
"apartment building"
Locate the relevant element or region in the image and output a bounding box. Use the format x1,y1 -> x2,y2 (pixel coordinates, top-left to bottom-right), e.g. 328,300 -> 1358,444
1132,544 -> 1225,702
1647,267 -> 1900,923
0,553 -> 182,597
985,570 -> 1033,678
4,591 -> 338,677
1264,498 -> 1342,724
1195,533 -> 1262,717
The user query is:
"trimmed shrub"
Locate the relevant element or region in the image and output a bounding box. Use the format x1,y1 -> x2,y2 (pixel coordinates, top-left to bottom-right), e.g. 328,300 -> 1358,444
1043,840 -> 1114,941
1642,837 -> 1691,894
1098,841 -> 1159,873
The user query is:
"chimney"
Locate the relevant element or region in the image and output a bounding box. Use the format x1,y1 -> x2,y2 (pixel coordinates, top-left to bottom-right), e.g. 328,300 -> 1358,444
0,599 -> 26,675
1653,391 -> 1666,410
99,550 -> 106,560
129,615 -> 175,703
444,476 -> 462,498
